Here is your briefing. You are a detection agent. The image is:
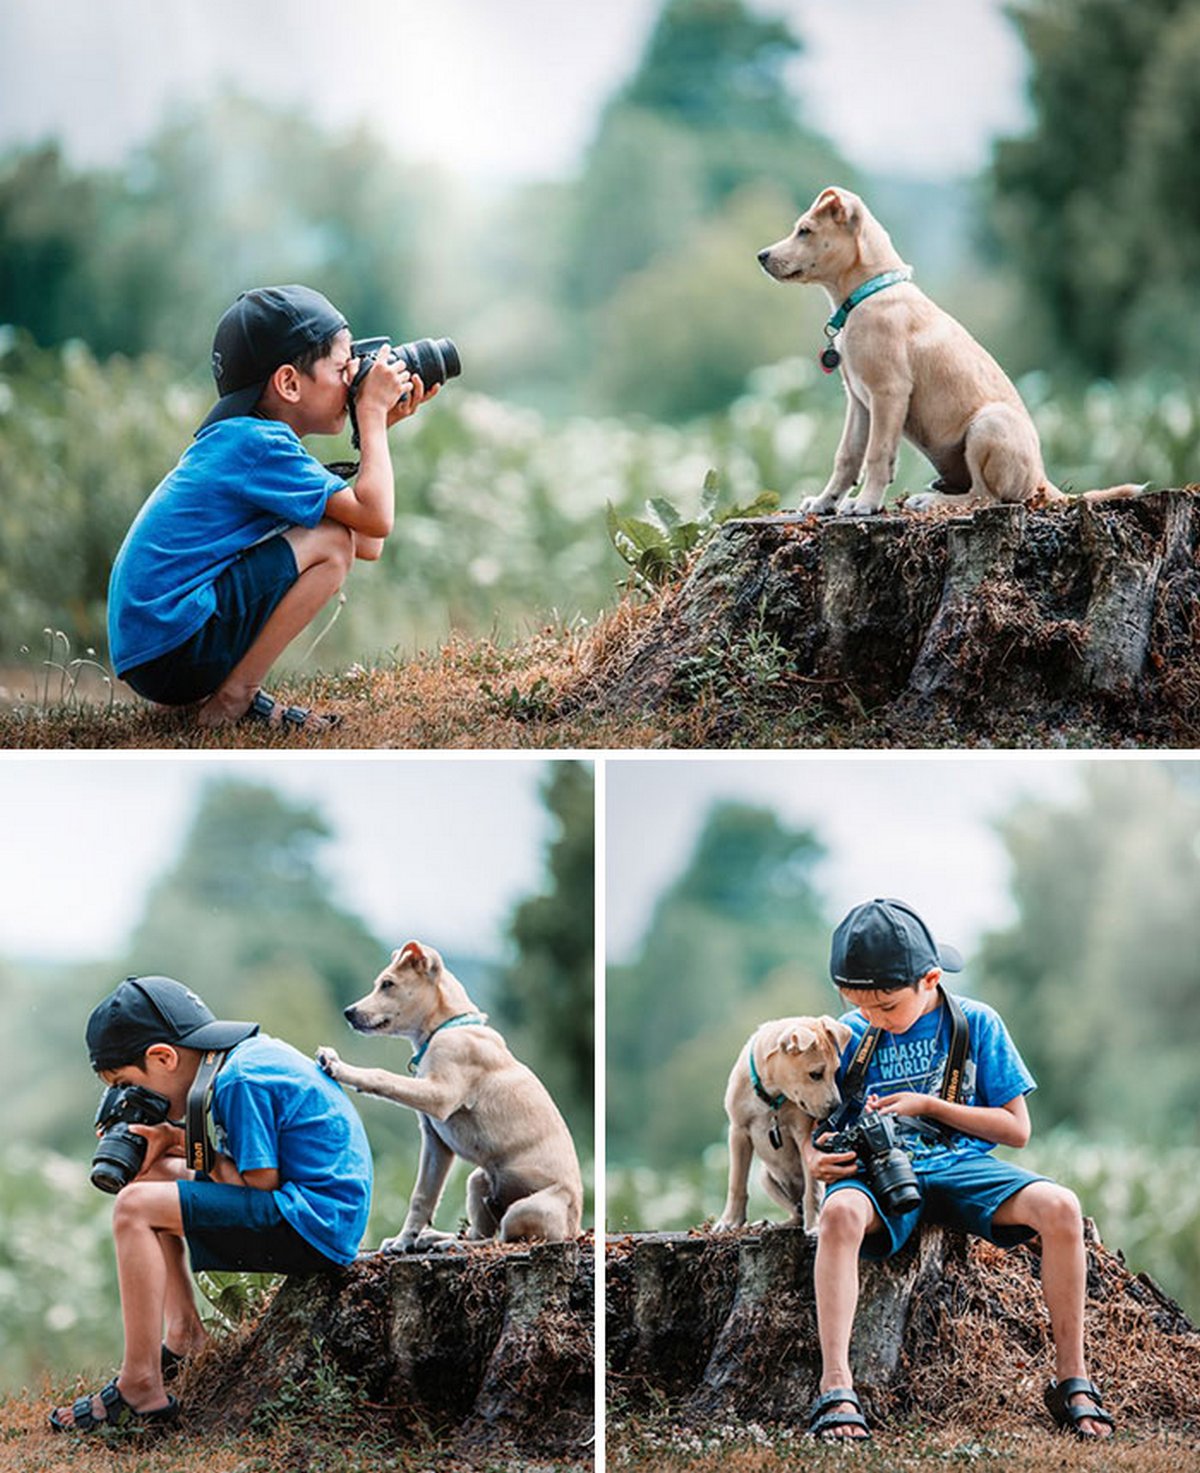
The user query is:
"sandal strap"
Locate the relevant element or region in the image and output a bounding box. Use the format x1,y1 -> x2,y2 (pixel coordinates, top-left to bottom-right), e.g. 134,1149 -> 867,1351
281,704 -> 312,727
1046,1378 -> 1115,1431
248,690 -> 278,721
809,1386 -> 862,1420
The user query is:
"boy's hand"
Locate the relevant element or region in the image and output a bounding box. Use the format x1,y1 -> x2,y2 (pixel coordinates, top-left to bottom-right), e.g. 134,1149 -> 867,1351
806,1131 -> 859,1183
129,1121 -> 186,1178
868,1091 -> 928,1119
387,375 -> 438,427
353,343 -> 411,421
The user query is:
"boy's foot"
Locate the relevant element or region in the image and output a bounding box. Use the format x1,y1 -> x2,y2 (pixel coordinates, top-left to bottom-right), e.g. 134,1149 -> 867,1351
198,688 -> 341,732
1044,1378 -> 1115,1439
808,1386 -> 871,1440
49,1378 -> 179,1434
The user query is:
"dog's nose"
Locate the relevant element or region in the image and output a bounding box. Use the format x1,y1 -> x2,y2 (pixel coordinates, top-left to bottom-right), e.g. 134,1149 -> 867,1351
343,1005 -> 357,1023
757,247 -> 771,264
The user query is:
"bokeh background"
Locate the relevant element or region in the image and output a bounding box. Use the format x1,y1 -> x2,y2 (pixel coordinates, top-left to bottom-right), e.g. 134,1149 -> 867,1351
0,756 -> 593,1390
606,755 -> 1200,1321
3,0 -> 1199,683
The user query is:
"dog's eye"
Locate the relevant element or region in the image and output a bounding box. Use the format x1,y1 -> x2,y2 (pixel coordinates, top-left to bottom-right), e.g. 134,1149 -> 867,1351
380,977 -> 394,991
795,226 -> 811,238
809,1067 -> 825,1081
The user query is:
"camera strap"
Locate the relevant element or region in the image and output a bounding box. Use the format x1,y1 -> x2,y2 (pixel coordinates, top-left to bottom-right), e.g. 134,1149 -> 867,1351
185,1048 -> 228,1175
838,985 -> 970,1120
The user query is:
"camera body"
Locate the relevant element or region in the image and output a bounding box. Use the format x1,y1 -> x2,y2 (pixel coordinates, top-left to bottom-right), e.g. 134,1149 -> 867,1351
90,1083 -> 172,1194
817,1108 -> 922,1215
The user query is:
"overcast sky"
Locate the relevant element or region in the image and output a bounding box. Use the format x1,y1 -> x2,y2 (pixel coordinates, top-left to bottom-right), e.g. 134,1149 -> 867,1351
606,755 -> 1114,971
0,756 -> 560,964
0,0 -> 1029,184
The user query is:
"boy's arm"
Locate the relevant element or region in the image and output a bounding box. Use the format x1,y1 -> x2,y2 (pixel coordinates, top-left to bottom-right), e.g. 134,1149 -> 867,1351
208,1154 -> 281,1192
869,1090 -> 1031,1149
324,351 -> 438,543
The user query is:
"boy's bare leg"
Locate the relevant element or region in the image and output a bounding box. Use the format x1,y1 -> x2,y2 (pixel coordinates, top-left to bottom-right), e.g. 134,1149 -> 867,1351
161,1232 -> 207,1358
196,521 -> 355,727
993,1181 -> 1111,1438
52,1182 -> 183,1424
812,1188 -> 880,1438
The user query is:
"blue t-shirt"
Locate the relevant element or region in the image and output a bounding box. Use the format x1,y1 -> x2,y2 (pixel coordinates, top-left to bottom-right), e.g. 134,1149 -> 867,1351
107,418 -> 347,673
836,994 -> 1035,1162
210,1033 -> 372,1266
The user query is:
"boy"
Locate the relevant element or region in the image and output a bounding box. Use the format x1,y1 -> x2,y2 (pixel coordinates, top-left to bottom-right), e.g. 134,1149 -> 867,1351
803,898 -> 1114,1443
107,284 -> 437,730
50,974 -> 372,1434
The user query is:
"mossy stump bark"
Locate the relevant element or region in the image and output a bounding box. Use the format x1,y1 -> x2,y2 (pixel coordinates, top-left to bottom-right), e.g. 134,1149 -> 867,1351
597,490 -> 1200,743
606,1225 -> 1199,1435
183,1239 -> 594,1458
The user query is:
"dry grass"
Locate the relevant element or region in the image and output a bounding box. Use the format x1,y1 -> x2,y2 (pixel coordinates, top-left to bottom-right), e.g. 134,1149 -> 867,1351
608,1416 -> 1200,1472
0,1385 -> 587,1472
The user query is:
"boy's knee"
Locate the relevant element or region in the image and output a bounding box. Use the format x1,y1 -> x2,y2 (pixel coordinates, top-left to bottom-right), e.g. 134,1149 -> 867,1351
111,1182 -> 154,1234
1039,1184 -> 1084,1238
819,1189 -> 872,1243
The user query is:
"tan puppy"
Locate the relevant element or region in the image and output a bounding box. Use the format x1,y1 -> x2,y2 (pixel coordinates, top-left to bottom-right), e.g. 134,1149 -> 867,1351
758,186 -> 1141,516
317,941 -> 583,1251
715,1014 -> 852,1234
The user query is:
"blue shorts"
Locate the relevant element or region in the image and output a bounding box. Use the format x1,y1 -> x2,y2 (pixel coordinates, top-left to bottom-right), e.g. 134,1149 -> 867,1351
178,1179 -> 338,1275
824,1151 -> 1050,1260
121,534 -> 299,706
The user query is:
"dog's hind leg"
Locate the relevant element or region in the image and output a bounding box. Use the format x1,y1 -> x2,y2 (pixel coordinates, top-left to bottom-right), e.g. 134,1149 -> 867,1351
963,404 -> 1046,505
497,1185 -> 579,1244
465,1167 -> 503,1240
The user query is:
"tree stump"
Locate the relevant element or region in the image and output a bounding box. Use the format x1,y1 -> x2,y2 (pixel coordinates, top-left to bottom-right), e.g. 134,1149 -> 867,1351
594,490 -> 1200,743
182,1239 -> 594,1459
606,1225 -> 1200,1433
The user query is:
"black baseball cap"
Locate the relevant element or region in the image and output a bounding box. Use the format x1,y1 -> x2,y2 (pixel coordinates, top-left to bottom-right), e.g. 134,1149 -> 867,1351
87,976 -> 258,1071
198,284 -> 349,431
830,898 -> 964,989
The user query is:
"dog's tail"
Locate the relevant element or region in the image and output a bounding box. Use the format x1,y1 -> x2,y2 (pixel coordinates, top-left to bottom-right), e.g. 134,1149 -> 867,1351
1040,481 -> 1150,505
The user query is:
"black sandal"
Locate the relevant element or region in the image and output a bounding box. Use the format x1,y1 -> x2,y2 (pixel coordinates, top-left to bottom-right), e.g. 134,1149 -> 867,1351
242,690 -> 342,732
808,1386 -> 872,1441
1044,1377 -> 1115,1439
49,1377 -> 179,1434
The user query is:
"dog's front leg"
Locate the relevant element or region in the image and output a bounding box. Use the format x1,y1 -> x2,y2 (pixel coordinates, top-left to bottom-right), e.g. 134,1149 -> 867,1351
714,1123 -> 754,1230
317,1050 -> 465,1119
801,391 -> 868,514
843,389 -> 906,514
381,1115 -> 457,1253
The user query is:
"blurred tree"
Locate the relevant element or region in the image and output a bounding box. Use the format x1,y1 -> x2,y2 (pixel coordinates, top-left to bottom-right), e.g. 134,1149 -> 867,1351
975,763 -> 1200,1141
990,0 -> 1200,377
0,91 -> 433,364
0,144 -> 99,347
125,777 -> 384,1025
496,761 -> 594,1139
565,0 -> 849,418
607,800 -> 829,1164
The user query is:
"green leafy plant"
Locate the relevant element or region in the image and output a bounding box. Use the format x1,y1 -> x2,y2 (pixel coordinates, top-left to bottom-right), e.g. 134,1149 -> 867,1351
194,1269 -> 281,1329
606,470 -> 779,594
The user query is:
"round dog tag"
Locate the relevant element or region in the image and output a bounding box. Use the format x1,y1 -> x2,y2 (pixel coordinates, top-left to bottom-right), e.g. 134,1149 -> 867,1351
820,346 -> 841,374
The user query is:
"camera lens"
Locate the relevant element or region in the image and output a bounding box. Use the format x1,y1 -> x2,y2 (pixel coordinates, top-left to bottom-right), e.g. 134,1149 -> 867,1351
90,1124 -> 148,1194
396,337 -> 462,389
870,1149 -> 922,1214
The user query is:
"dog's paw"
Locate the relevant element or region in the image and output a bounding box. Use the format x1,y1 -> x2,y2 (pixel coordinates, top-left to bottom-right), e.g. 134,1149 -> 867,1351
902,492 -> 937,513
798,496 -> 836,516
315,1046 -> 341,1078
712,1217 -> 744,1234
380,1232 -> 419,1254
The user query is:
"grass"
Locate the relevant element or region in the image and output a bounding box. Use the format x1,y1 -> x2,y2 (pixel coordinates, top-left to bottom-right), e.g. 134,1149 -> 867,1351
0,1386 -> 589,1473
0,558 -> 1187,751
608,1413 -> 1200,1472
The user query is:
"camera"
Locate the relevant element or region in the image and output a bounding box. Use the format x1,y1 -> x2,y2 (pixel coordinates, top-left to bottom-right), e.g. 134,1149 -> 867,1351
344,335 -> 461,451
90,1083 -> 172,1194
817,1108 -> 922,1215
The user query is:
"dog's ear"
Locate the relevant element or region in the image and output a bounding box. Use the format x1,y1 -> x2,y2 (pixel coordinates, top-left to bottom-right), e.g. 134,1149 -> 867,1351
397,941 -> 444,980
782,1025 -> 818,1055
813,187 -> 861,230
820,1015 -> 854,1053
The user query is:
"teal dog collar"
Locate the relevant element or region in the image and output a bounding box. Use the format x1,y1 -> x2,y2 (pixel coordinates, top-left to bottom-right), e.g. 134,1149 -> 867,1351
821,268 -> 913,372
